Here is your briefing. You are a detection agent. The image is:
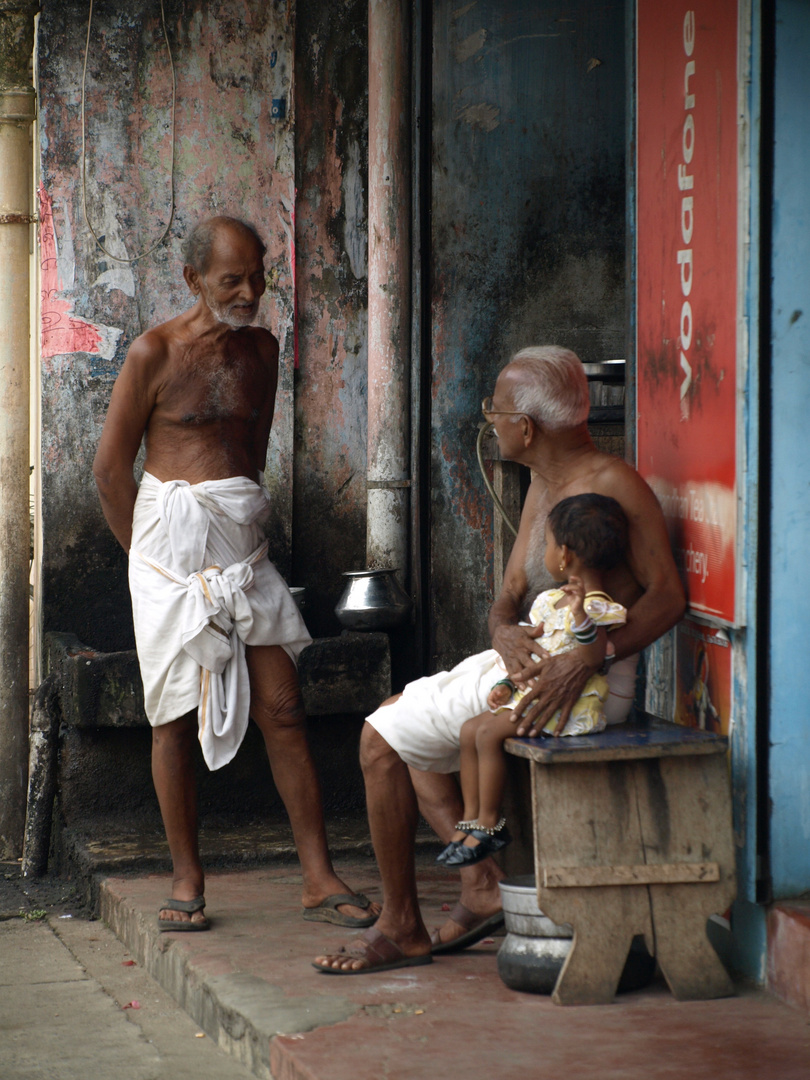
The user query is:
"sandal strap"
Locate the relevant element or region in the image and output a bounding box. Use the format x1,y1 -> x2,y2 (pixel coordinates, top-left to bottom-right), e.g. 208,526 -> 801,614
343,927 -> 404,965
445,901 -> 485,931
323,892 -> 371,911
160,895 -> 205,914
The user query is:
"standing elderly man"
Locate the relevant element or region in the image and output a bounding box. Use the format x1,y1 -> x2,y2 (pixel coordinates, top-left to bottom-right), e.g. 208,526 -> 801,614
314,345 -> 685,974
94,216 -> 378,931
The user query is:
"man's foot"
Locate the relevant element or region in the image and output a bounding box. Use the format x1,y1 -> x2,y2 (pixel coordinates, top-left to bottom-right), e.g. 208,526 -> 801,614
302,892 -> 379,928
302,877 -> 382,925
429,901 -> 503,953
158,895 -> 210,932
313,926 -> 432,975
430,856 -> 504,951
158,877 -> 208,929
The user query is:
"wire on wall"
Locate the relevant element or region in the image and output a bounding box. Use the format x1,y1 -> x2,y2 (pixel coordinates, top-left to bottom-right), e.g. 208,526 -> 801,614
476,422 -> 519,538
81,0 -> 176,264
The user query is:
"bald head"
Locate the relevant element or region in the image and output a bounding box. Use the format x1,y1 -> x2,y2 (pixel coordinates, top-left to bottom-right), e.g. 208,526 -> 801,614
502,346 -> 590,432
182,216 -> 267,275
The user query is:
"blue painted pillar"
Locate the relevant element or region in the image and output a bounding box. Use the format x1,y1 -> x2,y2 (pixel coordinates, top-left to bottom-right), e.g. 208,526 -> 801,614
768,0 -> 810,899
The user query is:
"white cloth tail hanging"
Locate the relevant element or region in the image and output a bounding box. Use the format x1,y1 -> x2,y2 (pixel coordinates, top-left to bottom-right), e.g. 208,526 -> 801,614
129,473 -> 311,770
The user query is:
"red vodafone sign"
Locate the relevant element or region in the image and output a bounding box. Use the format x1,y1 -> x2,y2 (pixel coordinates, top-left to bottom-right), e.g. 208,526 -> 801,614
636,3 -> 740,624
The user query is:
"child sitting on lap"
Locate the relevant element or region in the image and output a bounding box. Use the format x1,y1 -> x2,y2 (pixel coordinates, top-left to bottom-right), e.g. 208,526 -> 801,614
438,492 -> 629,867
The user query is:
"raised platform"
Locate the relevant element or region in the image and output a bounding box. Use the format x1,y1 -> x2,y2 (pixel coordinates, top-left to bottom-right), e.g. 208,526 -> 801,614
44,629 -> 392,725
26,631 -> 392,877
768,898 -> 810,1015
90,854 -> 810,1080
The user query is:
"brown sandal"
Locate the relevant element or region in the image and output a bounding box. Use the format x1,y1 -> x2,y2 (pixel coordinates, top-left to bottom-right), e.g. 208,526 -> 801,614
313,926 -> 432,975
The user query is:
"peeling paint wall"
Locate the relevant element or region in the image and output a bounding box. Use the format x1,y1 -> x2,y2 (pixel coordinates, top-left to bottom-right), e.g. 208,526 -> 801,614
292,0 -> 369,636
37,0 -> 296,649
36,0 -> 627,677
429,0 -> 627,670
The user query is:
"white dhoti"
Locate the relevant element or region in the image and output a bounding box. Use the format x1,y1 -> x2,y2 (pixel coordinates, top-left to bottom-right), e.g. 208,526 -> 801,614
129,472 -> 311,771
366,650 -> 640,774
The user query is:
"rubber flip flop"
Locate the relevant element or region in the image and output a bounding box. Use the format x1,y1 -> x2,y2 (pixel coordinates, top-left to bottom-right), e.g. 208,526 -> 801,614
302,892 -> 378,928
157,894 -> 210,932
313,927 -> 433,975
430,901 -> 504,954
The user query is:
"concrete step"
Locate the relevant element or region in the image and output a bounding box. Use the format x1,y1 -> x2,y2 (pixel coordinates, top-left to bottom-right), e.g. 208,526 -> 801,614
94,858 -> 810,1080
768,898 -> 810,1015
53,816 -> 442,911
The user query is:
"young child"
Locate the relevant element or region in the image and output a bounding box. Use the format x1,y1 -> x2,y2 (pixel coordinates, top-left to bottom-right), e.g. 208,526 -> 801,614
437,492 -> 629,867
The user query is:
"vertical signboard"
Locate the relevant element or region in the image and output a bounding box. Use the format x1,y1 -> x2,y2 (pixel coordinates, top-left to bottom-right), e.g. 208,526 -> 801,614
636,3 -> 739,624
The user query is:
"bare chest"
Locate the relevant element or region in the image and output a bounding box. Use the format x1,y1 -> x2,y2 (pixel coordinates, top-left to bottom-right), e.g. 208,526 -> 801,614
158,334 -> 271,426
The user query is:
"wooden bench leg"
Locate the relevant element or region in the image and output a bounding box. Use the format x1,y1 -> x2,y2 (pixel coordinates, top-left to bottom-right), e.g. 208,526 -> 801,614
548,889 -> 648,1005
651,886 -> 735,1000
552,928 -> 636,1005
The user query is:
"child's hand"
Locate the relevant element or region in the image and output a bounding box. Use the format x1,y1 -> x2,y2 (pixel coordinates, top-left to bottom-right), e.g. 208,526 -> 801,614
488,678 -> 516,711
560,574 -> 586,618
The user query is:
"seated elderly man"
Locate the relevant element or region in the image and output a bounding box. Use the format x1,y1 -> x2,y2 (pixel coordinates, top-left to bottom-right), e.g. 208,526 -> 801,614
314,345 -> 685,974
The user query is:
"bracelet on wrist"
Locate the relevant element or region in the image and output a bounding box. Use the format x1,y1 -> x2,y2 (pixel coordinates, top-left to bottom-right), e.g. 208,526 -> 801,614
599,652 -> 616,676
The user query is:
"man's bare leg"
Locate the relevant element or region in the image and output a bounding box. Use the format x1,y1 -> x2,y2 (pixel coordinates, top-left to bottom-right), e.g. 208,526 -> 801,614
247,645 -> 379,922
152,713 -> 207,926
409,767 -> 504,947
315,724 -> 431,970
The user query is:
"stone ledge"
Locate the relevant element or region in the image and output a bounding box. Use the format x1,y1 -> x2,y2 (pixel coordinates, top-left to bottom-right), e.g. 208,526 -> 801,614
767,899 -> 810,1016
44,630 -> 391,727
45,632 -> 143,728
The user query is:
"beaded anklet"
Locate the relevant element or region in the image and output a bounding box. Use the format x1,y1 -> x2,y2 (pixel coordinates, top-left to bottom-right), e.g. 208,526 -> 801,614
473,817 -> 507,837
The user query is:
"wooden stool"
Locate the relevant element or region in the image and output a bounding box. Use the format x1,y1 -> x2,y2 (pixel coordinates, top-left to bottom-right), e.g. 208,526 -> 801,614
505,717 -> 736,1005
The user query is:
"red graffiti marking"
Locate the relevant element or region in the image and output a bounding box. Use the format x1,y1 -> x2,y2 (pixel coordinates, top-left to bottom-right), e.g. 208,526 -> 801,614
39,185 -> 103,358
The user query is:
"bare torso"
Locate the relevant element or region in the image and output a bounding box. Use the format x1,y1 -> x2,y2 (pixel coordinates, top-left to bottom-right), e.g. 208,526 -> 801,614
142,315 -> 278,485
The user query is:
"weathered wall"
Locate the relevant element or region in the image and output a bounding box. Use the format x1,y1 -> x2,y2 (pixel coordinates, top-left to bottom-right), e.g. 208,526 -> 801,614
429,0 -> 627,670
37,0 -> 627,680
292,0 -> 369,636
38,0 -> 370,648
38,0 -> 296,650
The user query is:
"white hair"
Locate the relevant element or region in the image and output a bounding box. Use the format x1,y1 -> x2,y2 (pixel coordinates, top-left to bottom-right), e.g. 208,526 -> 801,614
505,346 -> 590,431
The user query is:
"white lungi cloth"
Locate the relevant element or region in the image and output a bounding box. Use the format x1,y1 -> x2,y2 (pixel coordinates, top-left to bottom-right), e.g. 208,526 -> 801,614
366,649 -> 639,774
129,472 -> 311,771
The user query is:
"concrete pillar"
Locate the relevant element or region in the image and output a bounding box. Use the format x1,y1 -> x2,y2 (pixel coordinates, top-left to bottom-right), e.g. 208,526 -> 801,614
0,0 -> 37,857
367,0 -> 411,579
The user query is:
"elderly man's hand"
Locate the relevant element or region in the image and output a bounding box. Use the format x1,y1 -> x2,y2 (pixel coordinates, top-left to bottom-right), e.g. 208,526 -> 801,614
491,623 -> 546,683
510,650 -> 595,737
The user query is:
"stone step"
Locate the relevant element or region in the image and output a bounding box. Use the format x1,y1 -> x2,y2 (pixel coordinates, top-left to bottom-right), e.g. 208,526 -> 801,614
768,899 -> 810,1015
92,860 -> 810,1080
44,629 -> 391,726
53,818 -> 442,914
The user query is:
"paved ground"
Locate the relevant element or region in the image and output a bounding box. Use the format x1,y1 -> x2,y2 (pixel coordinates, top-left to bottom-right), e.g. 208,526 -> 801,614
0,916 -> 256,1080
3,855 -> 809,1080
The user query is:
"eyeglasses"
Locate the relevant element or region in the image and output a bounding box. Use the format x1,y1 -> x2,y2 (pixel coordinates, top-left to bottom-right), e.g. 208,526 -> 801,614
481,397 -> 526,419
